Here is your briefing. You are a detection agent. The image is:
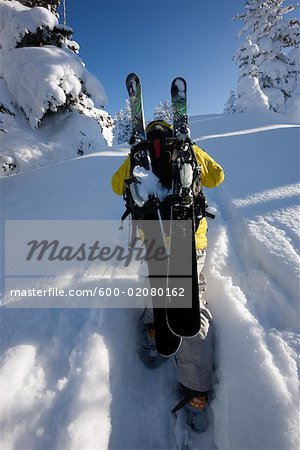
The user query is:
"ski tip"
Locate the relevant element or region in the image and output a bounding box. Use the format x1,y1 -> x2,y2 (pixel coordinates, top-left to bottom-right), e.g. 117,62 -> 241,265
126,72 -> 140,84
172,76 -> 186,82
171,77 -> 187,94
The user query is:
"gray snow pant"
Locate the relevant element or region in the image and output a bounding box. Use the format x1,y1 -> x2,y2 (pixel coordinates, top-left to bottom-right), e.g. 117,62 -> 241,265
143,249 -> 214,392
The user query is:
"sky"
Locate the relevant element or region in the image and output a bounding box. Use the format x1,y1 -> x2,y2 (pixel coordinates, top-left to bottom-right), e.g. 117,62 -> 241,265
62,0 -> 247,118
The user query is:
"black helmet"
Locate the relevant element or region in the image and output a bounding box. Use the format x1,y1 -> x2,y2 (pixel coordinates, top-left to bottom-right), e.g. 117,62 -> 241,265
146,120 -> 173,140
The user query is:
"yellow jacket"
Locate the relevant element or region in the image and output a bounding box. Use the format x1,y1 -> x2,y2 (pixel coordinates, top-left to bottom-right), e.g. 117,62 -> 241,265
111,144 -> 224,249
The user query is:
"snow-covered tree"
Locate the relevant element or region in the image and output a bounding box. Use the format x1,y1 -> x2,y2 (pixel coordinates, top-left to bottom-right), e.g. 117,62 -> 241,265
0,0 -> 112,175
234,38 -> 270,111
18,0 -> 60,15
0,0 -> 111,126
285,45 -> 300,113
153,100 -> 173,123
15,1 -> 73,47
223,90 -> 238,114
234,0 -> 300,113
113,99 -> 132,144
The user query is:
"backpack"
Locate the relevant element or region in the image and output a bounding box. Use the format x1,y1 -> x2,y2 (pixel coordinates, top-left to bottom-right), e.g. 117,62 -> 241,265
145,121 -> 209,225
122,120 -> 209,226
145,120 -> 174,188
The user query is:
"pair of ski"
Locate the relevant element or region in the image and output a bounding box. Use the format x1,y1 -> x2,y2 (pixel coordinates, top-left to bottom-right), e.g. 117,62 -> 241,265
126,73 -> 200,357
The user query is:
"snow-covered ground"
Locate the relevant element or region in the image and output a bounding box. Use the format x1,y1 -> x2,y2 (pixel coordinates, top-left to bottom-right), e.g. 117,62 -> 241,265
0,111 -> 299,450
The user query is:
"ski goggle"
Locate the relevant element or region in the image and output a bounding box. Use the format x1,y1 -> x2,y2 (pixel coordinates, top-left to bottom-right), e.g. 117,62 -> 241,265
146,120 -> 173,135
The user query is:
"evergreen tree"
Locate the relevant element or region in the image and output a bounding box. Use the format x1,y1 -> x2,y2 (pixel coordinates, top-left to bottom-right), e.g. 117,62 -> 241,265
285,46 -> 300,113
234,37 -> 269,111
113,99 -> 132,144
153,100 -> 173,123
0,0 -> 112,175
14,0 -> 76,51
234,0 -> 300,113
1,1 -> 109,127
223,90 -> 238,114
18,1 -> 60,15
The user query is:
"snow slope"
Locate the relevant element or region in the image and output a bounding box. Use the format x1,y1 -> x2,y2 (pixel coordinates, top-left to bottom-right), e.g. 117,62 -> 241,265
0,111 -> 299,450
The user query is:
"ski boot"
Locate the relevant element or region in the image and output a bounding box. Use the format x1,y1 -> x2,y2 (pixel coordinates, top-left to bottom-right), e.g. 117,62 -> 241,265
185,391 -> 209,433
172,384 -> 209,433
139,323 -> 164,369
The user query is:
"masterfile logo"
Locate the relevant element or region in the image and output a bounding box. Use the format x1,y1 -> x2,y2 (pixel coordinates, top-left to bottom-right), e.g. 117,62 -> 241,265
4,220 -> 193,309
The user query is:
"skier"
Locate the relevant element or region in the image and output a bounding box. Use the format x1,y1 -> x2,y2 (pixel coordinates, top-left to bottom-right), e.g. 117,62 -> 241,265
111,119 -> 224,432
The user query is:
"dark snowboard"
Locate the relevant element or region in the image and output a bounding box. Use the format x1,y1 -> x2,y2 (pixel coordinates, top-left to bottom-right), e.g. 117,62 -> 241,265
166,77 -> 201,337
